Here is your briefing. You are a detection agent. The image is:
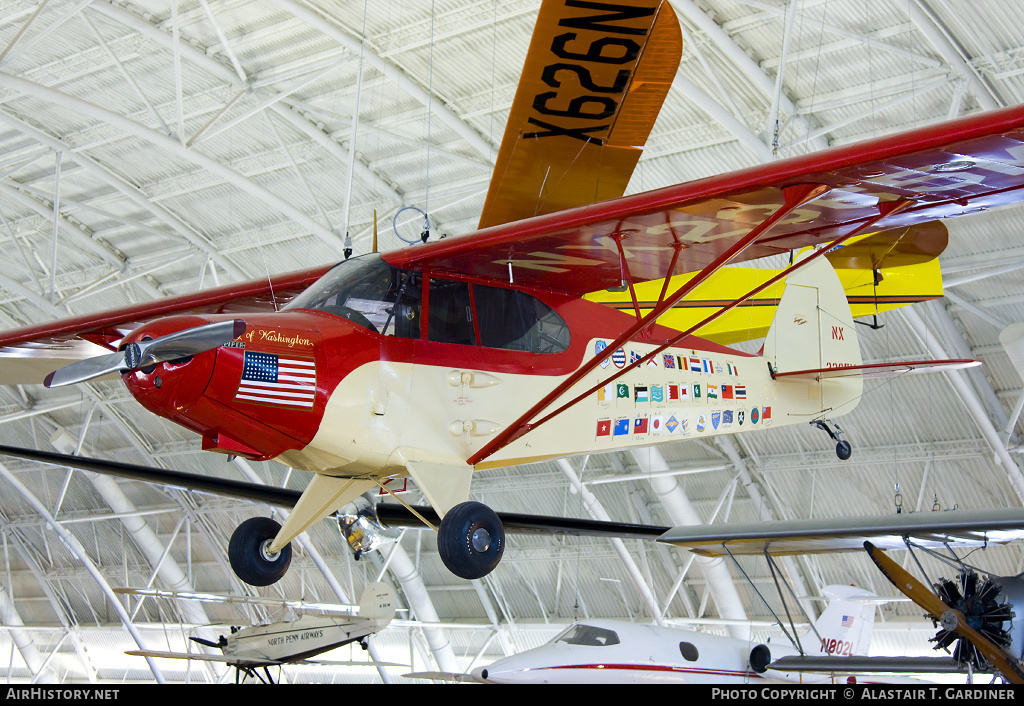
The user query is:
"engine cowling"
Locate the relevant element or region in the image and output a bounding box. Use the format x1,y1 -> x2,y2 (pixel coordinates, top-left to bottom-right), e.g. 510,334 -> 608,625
749,643 -> 771,673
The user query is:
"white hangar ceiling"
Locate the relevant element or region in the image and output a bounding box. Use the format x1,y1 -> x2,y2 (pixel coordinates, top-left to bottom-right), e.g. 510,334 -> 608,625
0,0 -> 1024,684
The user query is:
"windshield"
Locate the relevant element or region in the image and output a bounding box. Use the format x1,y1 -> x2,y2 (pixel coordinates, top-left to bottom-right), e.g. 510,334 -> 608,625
551,624 -> 619,647
285,254 -> 421,337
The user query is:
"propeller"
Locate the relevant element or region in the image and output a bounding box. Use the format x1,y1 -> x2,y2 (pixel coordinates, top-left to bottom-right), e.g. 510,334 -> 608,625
43,319 -> 246,388
864,541 -> 1024,684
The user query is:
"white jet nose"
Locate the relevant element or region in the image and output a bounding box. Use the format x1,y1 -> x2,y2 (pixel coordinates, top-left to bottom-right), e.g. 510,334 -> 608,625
473,651 -> 553,684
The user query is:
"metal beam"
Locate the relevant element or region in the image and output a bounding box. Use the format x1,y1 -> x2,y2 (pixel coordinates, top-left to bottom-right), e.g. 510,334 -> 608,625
906,0 -> 1002,110
556,458 -> 666,626
0,111 -> 247,281
87,1 -> 403,205
630,447 -> 750,640
0,461 -> 166,683
672,0 -> 830,153
1,72 -> 344,250
899,304 -> 1024,501
273,0 -> 496,163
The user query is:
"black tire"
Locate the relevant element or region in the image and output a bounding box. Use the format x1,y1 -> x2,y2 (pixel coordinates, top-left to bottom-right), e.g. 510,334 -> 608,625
836,440 -> 853,461
229,517 -> 292,586
436,501 -> 505,580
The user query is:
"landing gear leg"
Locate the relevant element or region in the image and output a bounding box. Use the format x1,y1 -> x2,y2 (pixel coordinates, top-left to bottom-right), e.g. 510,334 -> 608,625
436,501 -> 505,580
811,419 -> 852,460
229,517 -> 292,586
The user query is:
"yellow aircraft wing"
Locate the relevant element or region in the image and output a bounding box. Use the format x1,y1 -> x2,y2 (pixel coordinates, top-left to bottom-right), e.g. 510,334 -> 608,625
586,224 -> 946,345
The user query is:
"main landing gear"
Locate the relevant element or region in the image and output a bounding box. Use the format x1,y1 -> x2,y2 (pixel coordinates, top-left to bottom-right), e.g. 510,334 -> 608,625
811,419 -> 852,460
228,502 -> 505,586
436,501 -> 505,580
229,516 -> 293,586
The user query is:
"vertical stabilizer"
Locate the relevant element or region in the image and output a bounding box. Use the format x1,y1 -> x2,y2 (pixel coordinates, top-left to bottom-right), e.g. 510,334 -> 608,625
764,253 -> 863,417
812,585 -> 880,656
358,581 -> 396,621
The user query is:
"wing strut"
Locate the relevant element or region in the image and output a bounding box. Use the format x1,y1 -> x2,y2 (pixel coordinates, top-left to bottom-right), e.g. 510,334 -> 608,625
469,182 -> 830,464
469,191 -> 913,465
613,229 -> 645,322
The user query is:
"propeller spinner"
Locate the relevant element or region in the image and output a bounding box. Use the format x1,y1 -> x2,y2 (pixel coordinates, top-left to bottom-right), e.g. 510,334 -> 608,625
43,319 -> 246,388
864,541 -> 1024,684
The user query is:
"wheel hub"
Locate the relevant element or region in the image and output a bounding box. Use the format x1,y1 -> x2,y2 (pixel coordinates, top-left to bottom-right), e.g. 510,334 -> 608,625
259,539 -> 280,562
471,527 -> 492,553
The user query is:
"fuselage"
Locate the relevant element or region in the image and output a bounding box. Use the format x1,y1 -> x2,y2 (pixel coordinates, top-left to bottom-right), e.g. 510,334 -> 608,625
225,615 -> 386,664
118,253 -> 861,481
474,620 -> 849,685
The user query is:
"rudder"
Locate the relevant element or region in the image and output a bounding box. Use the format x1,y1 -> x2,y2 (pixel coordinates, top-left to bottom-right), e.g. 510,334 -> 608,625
812,585 -> 882,657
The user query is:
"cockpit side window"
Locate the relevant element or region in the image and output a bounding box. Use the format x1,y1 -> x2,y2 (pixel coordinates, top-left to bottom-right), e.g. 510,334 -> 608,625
553,624 -> 620,647
285,255 -> 421,338
472,284 -> 569,353
428,279 -> 476,345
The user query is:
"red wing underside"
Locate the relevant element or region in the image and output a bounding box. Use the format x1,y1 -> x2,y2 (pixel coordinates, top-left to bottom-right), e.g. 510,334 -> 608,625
0,265 -> 330,358
772,358 -> 982,380
388,104 -> 1024,297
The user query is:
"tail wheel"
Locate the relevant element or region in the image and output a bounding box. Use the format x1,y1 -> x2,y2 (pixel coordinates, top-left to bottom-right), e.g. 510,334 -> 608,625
437,501 -> 505,580
229,517 -> 292,587
836,440 -> 852,460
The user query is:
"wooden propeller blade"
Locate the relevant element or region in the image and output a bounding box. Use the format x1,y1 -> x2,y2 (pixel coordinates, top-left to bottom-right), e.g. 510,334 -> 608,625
864,541 -> 1024,684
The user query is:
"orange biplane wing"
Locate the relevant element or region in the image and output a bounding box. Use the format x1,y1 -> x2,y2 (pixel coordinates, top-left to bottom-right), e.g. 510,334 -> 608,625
478,0 -> 681,229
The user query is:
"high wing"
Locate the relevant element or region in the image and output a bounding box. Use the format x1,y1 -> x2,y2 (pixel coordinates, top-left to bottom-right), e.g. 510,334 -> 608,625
113,587 -> 359,614
658,508 -> 1024,557
3,107 -> 1023,382
0,445 -> 668,541
388,104 -> 1024,295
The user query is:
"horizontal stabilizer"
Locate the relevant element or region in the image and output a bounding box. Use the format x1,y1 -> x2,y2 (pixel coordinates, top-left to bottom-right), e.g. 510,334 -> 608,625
772,358 -> 980,380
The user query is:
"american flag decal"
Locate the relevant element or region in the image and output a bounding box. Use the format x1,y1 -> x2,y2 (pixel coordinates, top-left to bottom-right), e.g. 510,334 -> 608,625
236,351 -> 316,408
841,615 -> 854,627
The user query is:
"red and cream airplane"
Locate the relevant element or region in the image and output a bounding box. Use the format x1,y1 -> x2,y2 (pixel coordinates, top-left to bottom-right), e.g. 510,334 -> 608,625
1,0 -> 1021,586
